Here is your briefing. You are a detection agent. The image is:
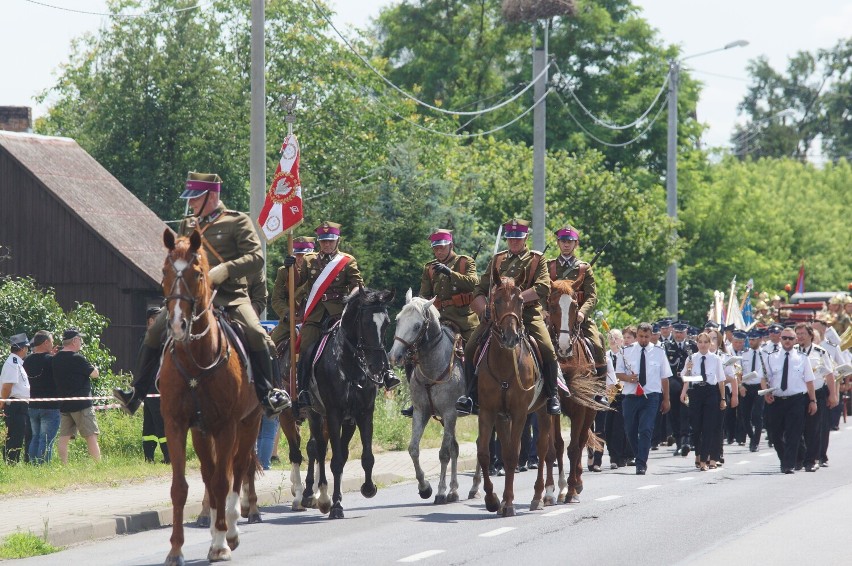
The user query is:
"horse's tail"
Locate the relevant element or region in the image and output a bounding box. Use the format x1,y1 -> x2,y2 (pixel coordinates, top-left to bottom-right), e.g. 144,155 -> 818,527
564,370 -> 607,411
586,431 -> 603,453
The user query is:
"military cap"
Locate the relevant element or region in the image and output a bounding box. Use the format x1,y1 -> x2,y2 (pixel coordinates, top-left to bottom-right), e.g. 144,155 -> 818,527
429,230 -> 454,247
843,294 -> 852,304
755,300 -> 768,310
651,323 -> 661,333
767,323 -> 784,334
771,295 -> 782,302
315,221 -> 342,241
503,218 -> 530,239
704,321 -> 720,330
62,327 -> 84,341
293,236 -> 316,254
180,172 -> 222,199
657,318 -> 673,328
746,329 -> 762,340
9,333 -> 30,349
722,323 -> 735,332
688,326 -> 701,336
30,330 -> 52,347
555,226 -> 579,241
732,330 -> 748,340
672,320 -> 689,332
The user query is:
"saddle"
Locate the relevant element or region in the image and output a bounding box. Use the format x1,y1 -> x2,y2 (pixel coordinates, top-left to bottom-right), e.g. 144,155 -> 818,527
472,324 -> 543,378
215,308 -> 252,381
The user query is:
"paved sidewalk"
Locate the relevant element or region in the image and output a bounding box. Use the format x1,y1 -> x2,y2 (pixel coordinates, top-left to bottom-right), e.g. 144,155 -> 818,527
1,441 -> 481,548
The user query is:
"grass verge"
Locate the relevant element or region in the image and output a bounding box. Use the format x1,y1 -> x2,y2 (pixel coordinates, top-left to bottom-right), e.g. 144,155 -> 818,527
0,533 -> 60,559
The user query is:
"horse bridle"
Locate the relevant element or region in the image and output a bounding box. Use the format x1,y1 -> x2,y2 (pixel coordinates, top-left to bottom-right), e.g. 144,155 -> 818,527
339,302 -> 390,385
163,253 -> 215,344
490,289 -> 523,345
392,305 -> 443,357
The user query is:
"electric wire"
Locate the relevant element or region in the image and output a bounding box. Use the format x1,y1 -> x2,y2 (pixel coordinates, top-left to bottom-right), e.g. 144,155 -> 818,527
309,0 -> 552,117
552,61 -> 670,131
21,0 -> 214,18
553,89 -> 668,148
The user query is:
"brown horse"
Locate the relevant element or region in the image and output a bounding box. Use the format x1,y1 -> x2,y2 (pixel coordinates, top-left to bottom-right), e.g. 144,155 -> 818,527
159,229 -> 262,565
546,279 -> 605,504
476,277 -> 554,517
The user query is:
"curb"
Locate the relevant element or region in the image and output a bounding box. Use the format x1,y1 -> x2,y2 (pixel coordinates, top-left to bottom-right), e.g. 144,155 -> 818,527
43,455 -> 480,547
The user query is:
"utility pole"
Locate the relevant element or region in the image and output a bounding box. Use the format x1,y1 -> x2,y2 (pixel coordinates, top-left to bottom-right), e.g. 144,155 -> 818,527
532,27 -> 548,252
250,0 -> 266,317
665,60 -> 679,316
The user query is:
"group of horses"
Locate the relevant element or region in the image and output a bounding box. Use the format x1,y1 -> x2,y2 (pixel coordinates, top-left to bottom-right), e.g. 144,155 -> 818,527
156,231 -> 604,565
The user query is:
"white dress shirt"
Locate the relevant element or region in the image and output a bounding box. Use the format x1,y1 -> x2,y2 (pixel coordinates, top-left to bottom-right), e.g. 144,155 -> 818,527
799,344 -> 833,390
1,353 -> 31,400
765,347 -> 814,396
616,343 -> 672,394
740,348 -> 766,385
687,352 -> 725,386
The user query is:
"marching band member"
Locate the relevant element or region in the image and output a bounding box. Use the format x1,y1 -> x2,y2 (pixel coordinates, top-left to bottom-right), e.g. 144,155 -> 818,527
739,329 -> 767,452
796,323 -> 838,471
665,321 -> 696,456
604,329 -> 629,469
681,332 -> 726,471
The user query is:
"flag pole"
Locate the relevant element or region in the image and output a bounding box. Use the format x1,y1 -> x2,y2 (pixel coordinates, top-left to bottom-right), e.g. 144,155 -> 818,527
285,101 -> 298,400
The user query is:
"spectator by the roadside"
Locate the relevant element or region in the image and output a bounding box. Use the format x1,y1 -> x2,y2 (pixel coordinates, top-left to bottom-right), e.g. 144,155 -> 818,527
1,333 -> 31,463
53,328 -> 101,464
141,307 -> 169,464
24,331 -> 61,464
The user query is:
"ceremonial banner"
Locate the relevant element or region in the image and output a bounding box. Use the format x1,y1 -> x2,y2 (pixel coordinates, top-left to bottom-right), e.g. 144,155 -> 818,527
795,260 -> 806,294
258,134 -> 304,242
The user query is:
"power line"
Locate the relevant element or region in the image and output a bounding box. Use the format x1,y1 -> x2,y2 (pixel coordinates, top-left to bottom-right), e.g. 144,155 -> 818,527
553,61 -> 669,131
553,90 -> 668,148
21,0 -> 214,18
308,0 -> 552,118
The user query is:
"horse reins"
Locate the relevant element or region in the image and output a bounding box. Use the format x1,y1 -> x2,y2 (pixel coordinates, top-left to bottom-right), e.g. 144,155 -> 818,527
340,303 -> 389,386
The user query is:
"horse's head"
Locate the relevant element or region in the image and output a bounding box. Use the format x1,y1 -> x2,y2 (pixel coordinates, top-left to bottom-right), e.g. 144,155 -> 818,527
341,285 -> 396,377
162,228 -> 210,342
389,288 -> 439,366
548,279 -> 577,358
491,277 -> 524,348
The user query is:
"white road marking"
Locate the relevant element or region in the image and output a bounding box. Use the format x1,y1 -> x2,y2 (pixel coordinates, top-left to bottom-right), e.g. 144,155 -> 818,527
399,550 -> 446,562
480,527 -> 515,538
738,460 -> 750,465
760,452 -> 774,458
595,495 -> 622,502
542,508 -> 575,517
845,426 -> 852,431
637,484 -> 660,490
676,477 -> 695,482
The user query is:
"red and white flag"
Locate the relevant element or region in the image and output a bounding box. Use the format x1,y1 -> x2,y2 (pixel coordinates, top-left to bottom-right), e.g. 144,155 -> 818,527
258,134 -> 304,242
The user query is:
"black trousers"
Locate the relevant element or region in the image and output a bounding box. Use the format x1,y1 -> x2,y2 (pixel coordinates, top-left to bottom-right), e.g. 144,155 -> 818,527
739,384 -> 765,448
518,413 -> 539,466
3,401 -> 29,464
768,393 -> 808,471
142,396 -> 169,463
590,409 -> 607,466
688,385 -> 720,461
725,387 -> 742,443
605,395 -> 632,464
802,385 -> 829,466
668,378 -> 690,448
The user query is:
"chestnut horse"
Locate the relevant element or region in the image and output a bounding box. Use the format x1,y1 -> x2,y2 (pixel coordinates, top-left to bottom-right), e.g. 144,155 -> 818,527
159,229 -> 262,564
546,279 -> 605,504
476,277 -> 554,517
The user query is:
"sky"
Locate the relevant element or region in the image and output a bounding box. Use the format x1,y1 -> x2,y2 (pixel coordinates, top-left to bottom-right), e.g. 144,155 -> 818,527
2,0 -> 850,150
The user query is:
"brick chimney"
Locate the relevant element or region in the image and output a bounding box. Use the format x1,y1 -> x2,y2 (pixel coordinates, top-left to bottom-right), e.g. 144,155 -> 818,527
0,107 -> 33,133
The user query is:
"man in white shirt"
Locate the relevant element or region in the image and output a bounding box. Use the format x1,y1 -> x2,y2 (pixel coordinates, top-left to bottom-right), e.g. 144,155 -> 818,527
1,333 -> 32,463
762,327 -> 817,474
796,323 -> 837,471
615,322 -> 671,475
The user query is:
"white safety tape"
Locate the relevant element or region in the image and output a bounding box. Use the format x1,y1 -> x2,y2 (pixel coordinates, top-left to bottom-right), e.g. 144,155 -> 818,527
1,394 -> 161,403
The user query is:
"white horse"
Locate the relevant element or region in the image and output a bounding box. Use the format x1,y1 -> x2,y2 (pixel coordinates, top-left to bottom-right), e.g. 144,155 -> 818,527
389,289 -> 466,504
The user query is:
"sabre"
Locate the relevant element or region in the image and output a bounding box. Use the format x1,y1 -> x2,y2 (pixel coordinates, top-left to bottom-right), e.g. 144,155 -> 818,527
588,239 -> 612,268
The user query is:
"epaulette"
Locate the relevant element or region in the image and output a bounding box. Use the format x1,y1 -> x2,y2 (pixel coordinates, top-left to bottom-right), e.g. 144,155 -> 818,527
494,250 -> 509,258
529,250 -> 543,257
223,209 -> 242,215
655,343 -> 665,350
12,357 -> 18,364
813,345 -> 826,354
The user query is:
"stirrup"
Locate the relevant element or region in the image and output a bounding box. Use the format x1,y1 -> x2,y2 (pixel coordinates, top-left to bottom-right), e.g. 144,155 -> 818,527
400,406 -> 414,418
546,395 -> 562,416
384,374 -> 401,391
263,389 -> 291,417
113,387 -> 142,416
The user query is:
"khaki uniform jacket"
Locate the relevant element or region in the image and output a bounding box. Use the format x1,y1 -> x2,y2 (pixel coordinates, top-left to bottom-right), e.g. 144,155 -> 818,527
475,249 -> 549,321
295,252 -> 364,322
246,270 -> 267,317
547,256 -> 597,319
419,253 -> 479,336
179,202 -> 263,308
269,254 -> 313,346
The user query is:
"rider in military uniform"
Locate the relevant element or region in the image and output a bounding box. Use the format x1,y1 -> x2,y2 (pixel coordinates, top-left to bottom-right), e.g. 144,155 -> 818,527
114,172 -> 291,416
547,226 -> 607,377
456,218 -> 561,416
401,229 -> 479,418
293,221 -> 400,410
269,236 -> 315,349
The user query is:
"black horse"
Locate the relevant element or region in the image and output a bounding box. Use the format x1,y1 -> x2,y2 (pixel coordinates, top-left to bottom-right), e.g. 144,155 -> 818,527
301,285 -> 395,519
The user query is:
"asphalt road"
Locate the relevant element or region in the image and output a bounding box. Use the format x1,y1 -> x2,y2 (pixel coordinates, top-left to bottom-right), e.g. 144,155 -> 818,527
21,425 -> 852,565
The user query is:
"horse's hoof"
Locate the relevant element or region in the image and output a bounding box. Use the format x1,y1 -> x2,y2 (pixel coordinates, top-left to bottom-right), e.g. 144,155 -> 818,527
543,496 -> 556,507
302,494 -> 315,509
485,493 -> 500,513
240,506 -> 249,519
530,500 -> 543,511
419,485 -> 433,500
329,506 -> 345,520
468,490 -> 480,500
501,505 -> 515,517
164,555 -> 185,566
576,484 -> 584,494
556,495 -> 566,504
195,515 -> 210,529
568,495 -> 580,504
446,492 -> 459,503
207,546 -> 232,562
291,500 -> 306,512
434,495 -> 447,505
361,482 -> 378,499
247,512 -> 262,524
227,535 -> 240,551
318,500 -> 331,515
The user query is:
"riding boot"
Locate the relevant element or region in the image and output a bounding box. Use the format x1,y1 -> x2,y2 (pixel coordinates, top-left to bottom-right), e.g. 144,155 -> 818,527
401,362 -> 415,418
113,345 -> 160,416
294,357 -> 313,413
383,366 -> 401,391
455,353 -> 479,415
544,360 -> 562,416
249,350 -> 291,417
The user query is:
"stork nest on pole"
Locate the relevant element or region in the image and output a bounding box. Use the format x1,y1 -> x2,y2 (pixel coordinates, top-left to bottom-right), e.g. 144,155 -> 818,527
501,0 -> 576,23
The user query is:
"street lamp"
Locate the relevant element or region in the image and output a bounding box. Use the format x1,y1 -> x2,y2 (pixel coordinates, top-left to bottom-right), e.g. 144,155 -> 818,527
665,39 -> 749,317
